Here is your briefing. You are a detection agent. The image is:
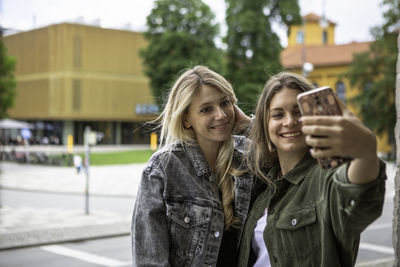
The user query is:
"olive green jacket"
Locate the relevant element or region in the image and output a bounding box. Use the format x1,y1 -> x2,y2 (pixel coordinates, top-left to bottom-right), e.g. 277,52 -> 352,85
238,153 -> 386,267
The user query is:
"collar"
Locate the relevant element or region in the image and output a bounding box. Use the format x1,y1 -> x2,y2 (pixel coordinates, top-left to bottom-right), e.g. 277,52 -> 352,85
267,152 -> 317,185
181,141 -> 211,177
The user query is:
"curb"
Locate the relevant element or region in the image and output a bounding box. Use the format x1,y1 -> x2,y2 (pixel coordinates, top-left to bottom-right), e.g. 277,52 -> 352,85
0,221 -> 131,250
0,206 -> 132,250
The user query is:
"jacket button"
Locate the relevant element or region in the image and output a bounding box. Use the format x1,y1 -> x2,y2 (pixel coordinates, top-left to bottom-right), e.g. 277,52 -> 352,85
291,218 -> 297,226
209,176 -> 213,182
214,231 -> 220,238
350,200 -> 356,206
273,256 -> 278,262
184,216 -> 191,224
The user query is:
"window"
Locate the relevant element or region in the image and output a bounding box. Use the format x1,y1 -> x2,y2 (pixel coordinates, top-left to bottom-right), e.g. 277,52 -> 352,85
296,30 -> 304,44
73,80 -> 81,111
74,35 -> 82,69
336,81 -> 346,102
322,30 -> 327,44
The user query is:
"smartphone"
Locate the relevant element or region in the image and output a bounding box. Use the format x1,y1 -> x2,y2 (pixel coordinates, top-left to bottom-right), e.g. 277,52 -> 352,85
297,86 -> 351,169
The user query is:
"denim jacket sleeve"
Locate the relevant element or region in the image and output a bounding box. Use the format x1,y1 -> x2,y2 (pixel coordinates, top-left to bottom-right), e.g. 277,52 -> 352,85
131,156 -> 170,267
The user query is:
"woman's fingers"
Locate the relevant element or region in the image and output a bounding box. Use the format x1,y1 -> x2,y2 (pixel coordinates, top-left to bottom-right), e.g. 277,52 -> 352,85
305,134 -> 350,158
309,147 -> 340,158
301,124 -> 342,137
234,105 -> 248,120
233,105 -> 251,134
305,134 -> 339,148
301,115 -> 343,126
301,114 -> 376,159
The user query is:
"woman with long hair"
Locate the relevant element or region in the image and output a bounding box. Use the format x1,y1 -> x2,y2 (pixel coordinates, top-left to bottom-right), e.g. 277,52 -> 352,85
238,72 -> 386,267
131,66 -> 254,266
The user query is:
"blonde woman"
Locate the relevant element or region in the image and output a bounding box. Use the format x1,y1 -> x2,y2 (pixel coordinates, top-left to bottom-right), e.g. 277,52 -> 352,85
131,66 -> 255,266
238,72 -> 386,267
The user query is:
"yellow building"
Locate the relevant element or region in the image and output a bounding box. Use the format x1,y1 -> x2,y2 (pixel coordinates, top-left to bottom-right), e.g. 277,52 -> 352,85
281,13 -> 392,154
3,23 -> 157,145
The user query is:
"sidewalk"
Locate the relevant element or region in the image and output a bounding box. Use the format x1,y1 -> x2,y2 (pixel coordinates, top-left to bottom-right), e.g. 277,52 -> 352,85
0,159 -> 397,267
0,161 -> 146,250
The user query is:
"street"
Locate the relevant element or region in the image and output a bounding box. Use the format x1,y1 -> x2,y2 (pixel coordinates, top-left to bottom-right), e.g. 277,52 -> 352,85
0,235 -> 132,267
0,159 -> 396,266
0,189 -> 134,266
0,187 -> 395,266
357,198 -> 395,265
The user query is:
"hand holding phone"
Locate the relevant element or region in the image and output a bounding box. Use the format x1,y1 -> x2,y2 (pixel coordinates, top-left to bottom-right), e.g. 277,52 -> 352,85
297,86 -> 352,169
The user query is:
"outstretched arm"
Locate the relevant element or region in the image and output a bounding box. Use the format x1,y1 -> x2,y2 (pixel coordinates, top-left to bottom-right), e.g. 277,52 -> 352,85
300,98 -> 379,184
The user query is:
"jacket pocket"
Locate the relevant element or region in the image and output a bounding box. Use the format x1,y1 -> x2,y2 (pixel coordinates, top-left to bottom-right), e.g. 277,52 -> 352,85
275,206 -> 318,258
166,201 -> 212,266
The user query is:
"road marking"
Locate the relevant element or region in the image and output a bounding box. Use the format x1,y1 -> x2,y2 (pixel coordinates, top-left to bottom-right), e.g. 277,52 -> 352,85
41,245 -> 131,266
355,257 -> 394,267
365,222 -> 392,230
359,242 -> 394,255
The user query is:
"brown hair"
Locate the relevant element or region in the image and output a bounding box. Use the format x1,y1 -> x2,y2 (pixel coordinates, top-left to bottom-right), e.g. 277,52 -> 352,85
246,72 -> 315,188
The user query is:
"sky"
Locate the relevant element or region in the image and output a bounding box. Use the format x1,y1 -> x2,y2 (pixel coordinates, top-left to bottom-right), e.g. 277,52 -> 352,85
0,0 -> 385,47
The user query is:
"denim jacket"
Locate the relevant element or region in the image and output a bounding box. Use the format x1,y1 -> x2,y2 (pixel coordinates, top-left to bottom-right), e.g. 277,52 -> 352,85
131,136 -> 255,267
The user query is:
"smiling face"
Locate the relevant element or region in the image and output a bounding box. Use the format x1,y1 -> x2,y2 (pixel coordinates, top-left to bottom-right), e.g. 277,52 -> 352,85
268,88 -> 308,159
184,85 -> 235,152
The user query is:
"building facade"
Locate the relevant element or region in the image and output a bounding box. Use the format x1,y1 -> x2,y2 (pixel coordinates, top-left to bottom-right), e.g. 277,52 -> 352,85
3,23 -> 157,145
4,18 -> 392,153
281,13 -> 392,154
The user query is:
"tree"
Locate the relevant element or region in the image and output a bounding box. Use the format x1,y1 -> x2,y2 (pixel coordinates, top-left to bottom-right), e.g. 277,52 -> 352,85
224,0 -> 301,113
140,0 -> 223,108
0,38 -> 16,118
344,0 -> 400,148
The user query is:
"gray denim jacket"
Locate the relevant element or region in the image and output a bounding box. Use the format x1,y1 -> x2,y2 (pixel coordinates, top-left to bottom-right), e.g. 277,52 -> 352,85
131,136 -> 254,267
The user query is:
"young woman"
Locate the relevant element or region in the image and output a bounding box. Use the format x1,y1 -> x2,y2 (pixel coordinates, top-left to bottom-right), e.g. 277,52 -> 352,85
238,72 -> 386,267
131,66 -> 255,266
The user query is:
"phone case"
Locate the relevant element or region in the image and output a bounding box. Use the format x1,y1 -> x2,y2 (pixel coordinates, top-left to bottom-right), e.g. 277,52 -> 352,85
297,86 -> 351,169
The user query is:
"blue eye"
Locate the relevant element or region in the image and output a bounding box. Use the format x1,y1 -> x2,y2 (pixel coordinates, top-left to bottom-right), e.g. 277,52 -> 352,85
221,99 -> 231,106
271,113 -> 283,119
200,107 -> 210,113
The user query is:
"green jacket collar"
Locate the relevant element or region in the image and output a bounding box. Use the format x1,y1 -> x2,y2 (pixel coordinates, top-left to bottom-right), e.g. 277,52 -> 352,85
267,152 -> 317,185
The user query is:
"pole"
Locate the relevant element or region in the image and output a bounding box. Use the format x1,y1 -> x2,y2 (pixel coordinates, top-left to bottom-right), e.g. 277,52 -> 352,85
150,132 -> 157,151
84,126 -> 90,215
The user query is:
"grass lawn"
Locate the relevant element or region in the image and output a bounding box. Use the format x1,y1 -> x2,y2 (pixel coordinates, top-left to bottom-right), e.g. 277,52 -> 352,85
86,150 -> 154,165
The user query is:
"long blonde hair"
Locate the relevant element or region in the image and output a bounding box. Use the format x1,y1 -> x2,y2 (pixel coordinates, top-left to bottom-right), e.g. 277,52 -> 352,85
246,72 -> 315,189
158,65 -> 240,229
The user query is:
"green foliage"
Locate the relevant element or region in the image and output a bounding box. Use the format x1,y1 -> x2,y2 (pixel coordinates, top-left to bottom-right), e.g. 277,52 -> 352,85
224,0 -> 301,113
0,40 -> 17,118
140,0 -> 224,108
345,0 -> 399,138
